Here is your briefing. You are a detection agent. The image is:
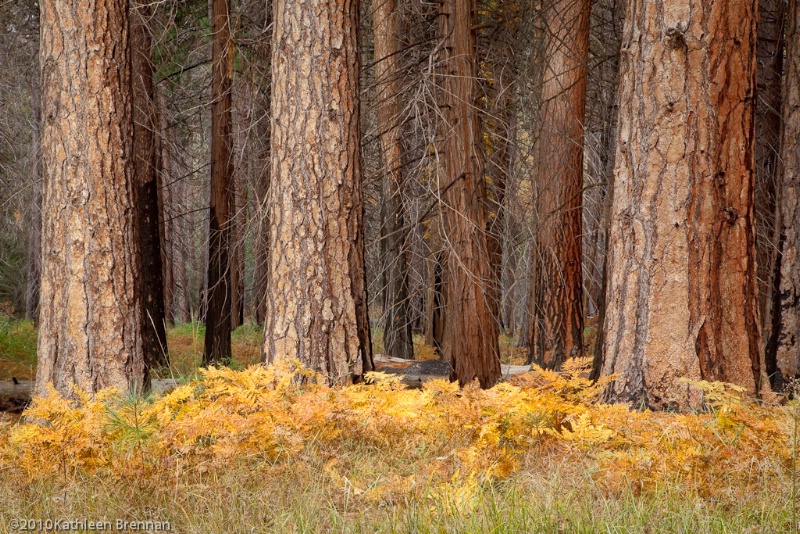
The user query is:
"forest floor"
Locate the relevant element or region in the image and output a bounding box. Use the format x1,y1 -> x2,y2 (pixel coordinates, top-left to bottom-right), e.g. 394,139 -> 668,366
0,315 -> 798,532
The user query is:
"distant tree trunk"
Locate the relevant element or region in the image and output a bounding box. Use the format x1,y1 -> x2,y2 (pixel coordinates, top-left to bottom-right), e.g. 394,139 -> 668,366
263,0 -> 373,383
159,106 -> 175,326
25,78 -> 41,324
769,0 -> 800,390
438,0 -> 500,388
36,0 -> 146,397
589,0 -> 623,380
229,176 -> 244,330
132,0 -> 168,368
601,0 -> 763,409
755,0 -> 786,342
482,6 -> 518,329
527,0 -> 589,370
159,88 -> 190,324
253,19 -> 271,327
374,0 -> 413,360
203,0 -> 234,365
423,218 -> 445,352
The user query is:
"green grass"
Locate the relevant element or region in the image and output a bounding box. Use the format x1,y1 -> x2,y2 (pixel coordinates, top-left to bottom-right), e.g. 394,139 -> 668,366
0,316 -> 37,380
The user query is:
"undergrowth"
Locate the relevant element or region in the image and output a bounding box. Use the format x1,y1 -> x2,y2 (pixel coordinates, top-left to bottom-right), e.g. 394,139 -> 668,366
0,358 -> 797,532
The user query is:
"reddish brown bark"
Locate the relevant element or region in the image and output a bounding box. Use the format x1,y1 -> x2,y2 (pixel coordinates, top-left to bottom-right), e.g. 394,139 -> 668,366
203,0 -> 234,365
438,0 -> 501,388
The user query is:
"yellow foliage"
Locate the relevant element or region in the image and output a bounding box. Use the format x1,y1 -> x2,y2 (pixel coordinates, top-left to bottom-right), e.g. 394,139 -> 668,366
0,361 -> 795,502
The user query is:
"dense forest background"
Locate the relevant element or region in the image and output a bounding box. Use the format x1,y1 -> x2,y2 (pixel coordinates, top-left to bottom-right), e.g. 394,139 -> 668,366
0,0 -> 796,410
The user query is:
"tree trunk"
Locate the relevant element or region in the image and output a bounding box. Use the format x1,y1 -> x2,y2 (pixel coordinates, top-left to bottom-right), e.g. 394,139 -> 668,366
601,0 -> 763,409
755,0 -> 786,345
253,6 -> 271,326
589,0 -> 624,380
527,0 -> 590,370
203,0 -> 234,365
263,0 -> 373,383
25,77 -> 42,324
132,0 -> 168,368
769,0 -> 800,390
438,0 -> 501,388
374,0 -> 413,360
36,0 -> 146,397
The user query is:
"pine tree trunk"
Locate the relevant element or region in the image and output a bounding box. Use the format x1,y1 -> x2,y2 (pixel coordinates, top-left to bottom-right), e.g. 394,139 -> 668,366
770,0 -> 800,389
203,0 -> 234,365
35,0 -> 146,397
438,0 -> 500,388
601,0 -> 763,409
527,0 -> 590,369
132,0 -> 168,368
374,0 -> 413,360
263,0 -> 373,383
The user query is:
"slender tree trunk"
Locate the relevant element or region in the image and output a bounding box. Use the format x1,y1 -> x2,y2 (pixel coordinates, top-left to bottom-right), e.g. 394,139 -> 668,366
755,0 -> 786,344
423,217 -> 445,352
36,0 -> 146,397
203,0 -> 234,365
229,175 -> 244,330
263,0 -> 373,383
438,0 -> 500,388
769,0 -> 800,390
527,0 -> 590,369
132,0 -> 168,368
589,0 -> 623,380
25,77 -> 41,324
374,0 -> 413,360
601,0 -> 763,409
159,96 -> 175,326
253,17 -> 271,327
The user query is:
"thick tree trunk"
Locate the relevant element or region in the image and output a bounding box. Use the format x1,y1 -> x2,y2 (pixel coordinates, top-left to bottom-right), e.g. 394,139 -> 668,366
263,0 -> 373,383
770,0 -> 800,390
203,0 -> 234,365
36,0 -> 146,397
438,0 -> 501,388
132,0 -> 168,368
756,0 -> 786,337
601,0 -> 763,409
528,0 -> 590,369
374,0 -> 413,360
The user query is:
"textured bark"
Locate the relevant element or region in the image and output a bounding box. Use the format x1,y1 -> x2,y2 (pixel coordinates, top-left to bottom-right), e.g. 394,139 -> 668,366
755,0 -> 786,334
438,0 -> 501,388
203,0 -> 234,365
36,0 -> 146,397
601,0 -> 763,409
771,0 -> 800,389
132,0 -> 168,368
528,0 -> 590,369
374,0 -> 413,360
263,0 -> 373,383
